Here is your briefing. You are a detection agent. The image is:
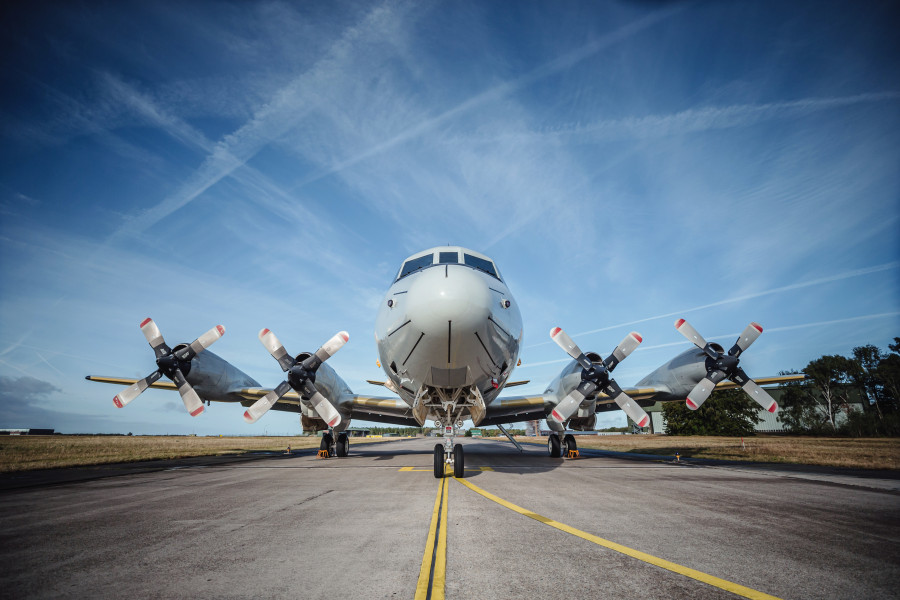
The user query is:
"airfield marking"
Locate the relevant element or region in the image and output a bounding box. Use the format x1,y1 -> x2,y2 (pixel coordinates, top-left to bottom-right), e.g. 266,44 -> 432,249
415,475 -> 448,600
454,477 -> 784,600
399,466 -> 494,472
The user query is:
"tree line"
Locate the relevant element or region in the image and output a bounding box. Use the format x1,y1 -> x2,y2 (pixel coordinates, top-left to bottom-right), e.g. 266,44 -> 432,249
662,337 -> 900,437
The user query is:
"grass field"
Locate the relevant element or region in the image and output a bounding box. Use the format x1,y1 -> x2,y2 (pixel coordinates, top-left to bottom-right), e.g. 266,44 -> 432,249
1,434 -> 898,473
516,435 -> 900,470
0,435 -> 406,473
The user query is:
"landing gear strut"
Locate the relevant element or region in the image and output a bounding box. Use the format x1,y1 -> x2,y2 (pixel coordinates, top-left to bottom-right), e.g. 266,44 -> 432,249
433,421 -> 465,479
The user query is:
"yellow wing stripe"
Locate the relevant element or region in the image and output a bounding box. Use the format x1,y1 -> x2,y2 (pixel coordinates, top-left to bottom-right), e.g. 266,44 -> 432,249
353,397 -> 409,409
498,397 -> 545,408
85,376 -> 177,391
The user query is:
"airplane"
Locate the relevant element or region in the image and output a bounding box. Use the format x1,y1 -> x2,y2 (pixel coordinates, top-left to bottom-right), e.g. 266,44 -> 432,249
87,246 -> 804,478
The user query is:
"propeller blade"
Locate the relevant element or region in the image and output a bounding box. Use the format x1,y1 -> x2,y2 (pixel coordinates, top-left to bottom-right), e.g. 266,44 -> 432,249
611,390 -> 650,428
306,389 -> 342,428
259,328 -> 295,372
113,370 -> 163,408
604,331 -> 642,371
170,368 -> 204,417
685,370 -> 727,410
674,318 -> 717,359
243,380 -> 293,424
140,318 -> 171,358
313,331 -> 350,364
176,325 -> 226,360
729,322 -> 763,358
548,382 -> 596,425
550,327 -> 592,370
730,367 -> 778,413
739,377 -> 778,413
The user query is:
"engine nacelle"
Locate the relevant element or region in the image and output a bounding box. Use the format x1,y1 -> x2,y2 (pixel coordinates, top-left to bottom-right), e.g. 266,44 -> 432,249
634,343 -> 725,401
183,350 -> 261,402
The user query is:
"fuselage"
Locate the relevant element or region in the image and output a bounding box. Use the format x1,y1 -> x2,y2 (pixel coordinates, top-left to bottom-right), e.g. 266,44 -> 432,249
374,247 -> 523,421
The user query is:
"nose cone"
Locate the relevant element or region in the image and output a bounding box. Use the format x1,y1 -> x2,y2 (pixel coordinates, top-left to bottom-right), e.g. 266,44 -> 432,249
406,265 -> 493,337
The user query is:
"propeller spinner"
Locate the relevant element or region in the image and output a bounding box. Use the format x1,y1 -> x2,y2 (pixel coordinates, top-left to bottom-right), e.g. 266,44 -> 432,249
674,319 -> 777,413
113,318 -> 224,417
548,328 -> 650,428
244,329 -> 349,426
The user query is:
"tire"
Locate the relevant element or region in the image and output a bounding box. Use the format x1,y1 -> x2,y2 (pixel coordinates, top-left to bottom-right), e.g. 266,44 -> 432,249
453,444 -> 465,478
336,433 -> 349,457
563,434 -> 577,455
433,444 -> 445,478
548,434 -> 561,458
321,432 -> 334,457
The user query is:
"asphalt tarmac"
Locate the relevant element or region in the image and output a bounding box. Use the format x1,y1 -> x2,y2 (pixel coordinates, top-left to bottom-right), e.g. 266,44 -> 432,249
0,437 -> 897,599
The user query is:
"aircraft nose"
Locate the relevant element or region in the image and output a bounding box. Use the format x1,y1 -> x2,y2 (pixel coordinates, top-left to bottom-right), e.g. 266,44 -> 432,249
405,264 -> 493,347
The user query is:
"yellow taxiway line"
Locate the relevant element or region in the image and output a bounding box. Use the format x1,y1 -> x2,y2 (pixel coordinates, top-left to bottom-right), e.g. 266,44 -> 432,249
415,475 -> 449,600
455,477 -> 783,600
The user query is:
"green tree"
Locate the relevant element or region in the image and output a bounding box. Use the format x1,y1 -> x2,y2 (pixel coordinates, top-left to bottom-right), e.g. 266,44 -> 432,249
776,370 -> 828,434
875,338 -> 900,414
804,355 -> 859,431
662,388 -> 762,436
852,344 -> 885,417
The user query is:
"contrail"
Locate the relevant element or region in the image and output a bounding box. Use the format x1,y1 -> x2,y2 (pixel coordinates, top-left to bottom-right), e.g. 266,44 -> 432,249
294,5 -> 685,188
526,261 -> 899,349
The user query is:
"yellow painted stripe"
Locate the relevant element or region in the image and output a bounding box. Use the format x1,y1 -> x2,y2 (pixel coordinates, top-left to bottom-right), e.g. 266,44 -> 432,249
455,478 -> 782,600
415,476 -> 448,600
433,476 -> 449,596
87,376 -> 178,391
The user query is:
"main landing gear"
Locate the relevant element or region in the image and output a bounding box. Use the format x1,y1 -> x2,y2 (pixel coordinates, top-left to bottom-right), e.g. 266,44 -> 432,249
433,421 -> 465,478
320,431 -> 350,457
547,433 -> 577,458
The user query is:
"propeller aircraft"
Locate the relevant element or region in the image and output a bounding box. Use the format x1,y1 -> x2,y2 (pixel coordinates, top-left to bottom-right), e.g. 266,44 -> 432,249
88,246 -> 802,478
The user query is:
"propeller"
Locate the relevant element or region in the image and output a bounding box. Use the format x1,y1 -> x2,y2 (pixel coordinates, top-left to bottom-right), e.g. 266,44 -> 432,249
674,319 -> 777,413
113,318 -> 224,417
548,328 -> 650,428
244,329 -> 349,426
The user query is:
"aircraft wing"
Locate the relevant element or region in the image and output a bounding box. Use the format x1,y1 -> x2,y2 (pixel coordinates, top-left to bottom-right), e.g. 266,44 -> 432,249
594,373 -> 806,405
482,372 -> 806,425
241,389 -> 420,426
86,375 -> 305,409
481,394 -> 548,426
88,375 -> 421,425
348,395 -> 419,426
87,375 -> 178,392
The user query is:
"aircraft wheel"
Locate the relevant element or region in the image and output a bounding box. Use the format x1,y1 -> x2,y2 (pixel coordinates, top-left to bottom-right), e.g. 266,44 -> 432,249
453,444 -> 465,478
321,432 -> 334,457
548,434 -> 561,458
433,444 -> 445,478
336,433 -> 349,457
563,434 -> 577,455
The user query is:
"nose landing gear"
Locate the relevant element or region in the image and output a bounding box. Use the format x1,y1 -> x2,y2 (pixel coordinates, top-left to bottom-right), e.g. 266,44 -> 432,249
433,421 -> 465,478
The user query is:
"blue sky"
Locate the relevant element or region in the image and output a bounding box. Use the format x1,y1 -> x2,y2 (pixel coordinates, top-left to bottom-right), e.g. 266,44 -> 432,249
1,0 -> 898,435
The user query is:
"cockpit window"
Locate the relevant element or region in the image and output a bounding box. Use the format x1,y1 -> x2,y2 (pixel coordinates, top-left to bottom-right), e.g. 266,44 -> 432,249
438,251 -> 459,264
463,253 -> 499,279
398,254 -> 434,279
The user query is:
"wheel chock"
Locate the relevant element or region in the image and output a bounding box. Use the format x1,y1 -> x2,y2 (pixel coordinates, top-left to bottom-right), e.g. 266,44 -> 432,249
317,449 -> 330,458
566,449 -> 580,458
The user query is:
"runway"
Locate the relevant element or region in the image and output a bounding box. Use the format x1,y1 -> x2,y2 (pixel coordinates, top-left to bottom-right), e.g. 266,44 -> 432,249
0,437 -> 897,599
